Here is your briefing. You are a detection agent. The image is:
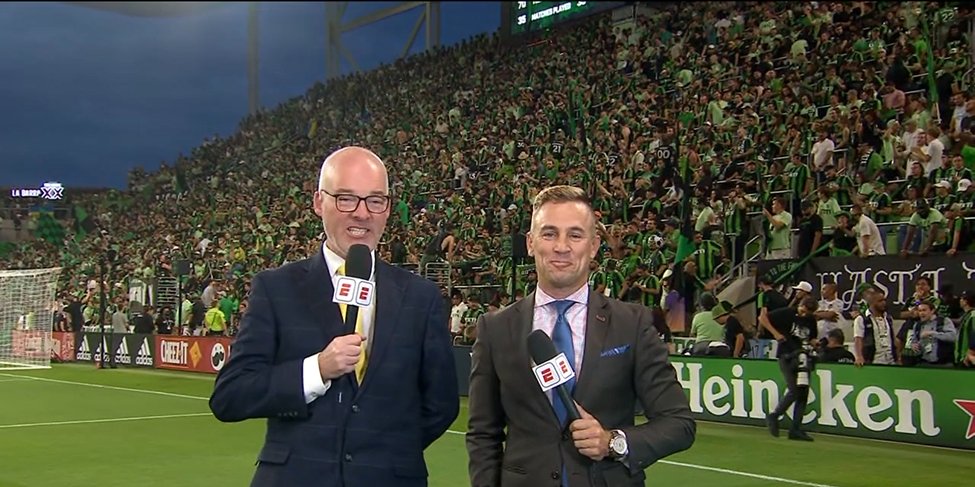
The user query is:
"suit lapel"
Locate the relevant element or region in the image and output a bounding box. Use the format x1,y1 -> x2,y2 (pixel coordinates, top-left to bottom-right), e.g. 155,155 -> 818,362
510,293 -> 561,424
298,249 -> 343,341
573,292 -> 610,404
354,260 -> 404,397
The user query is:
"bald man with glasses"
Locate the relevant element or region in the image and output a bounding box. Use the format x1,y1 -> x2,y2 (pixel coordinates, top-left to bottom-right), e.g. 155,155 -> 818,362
211,146 -> 459,487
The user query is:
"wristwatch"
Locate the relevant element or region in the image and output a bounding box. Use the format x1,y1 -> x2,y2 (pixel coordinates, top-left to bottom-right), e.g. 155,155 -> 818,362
608,429 -> 629,460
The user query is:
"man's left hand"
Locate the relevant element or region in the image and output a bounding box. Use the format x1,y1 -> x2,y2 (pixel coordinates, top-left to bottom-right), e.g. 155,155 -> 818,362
569,403 -> 611,461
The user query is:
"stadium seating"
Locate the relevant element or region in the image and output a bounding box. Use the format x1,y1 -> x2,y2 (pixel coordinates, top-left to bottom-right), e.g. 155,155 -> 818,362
1,1 -> 973,334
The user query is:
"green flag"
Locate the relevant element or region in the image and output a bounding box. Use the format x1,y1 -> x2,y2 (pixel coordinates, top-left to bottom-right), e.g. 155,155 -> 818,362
73,204 -> 92,241
920,15 -> 938,103
672,134 -> 695,267
174,167 -> 188,194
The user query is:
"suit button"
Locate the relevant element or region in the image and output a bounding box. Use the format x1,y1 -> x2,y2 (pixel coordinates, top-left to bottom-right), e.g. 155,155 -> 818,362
344,453 -> 352,462
551,471 -> 560,480
352,404 -> 360,413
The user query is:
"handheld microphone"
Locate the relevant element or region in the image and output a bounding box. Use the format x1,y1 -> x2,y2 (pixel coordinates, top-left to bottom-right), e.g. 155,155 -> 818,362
332,244 -> 374,334
527,329 -> 581,424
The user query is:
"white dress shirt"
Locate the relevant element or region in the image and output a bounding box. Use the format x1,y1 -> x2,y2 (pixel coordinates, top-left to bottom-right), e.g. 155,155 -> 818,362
532,284 -> 589,375
302,243 -> 377,403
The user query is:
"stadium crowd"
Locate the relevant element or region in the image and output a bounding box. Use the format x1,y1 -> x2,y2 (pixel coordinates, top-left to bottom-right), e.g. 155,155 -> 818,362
1,1 -> 974,365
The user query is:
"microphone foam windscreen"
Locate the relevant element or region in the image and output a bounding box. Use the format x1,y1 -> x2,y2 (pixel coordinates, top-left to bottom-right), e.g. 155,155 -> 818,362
527,329 -> 559,365
346,244 -> 373,280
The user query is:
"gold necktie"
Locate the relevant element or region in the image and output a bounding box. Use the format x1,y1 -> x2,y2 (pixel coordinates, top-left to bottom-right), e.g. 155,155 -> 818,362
337,264 -> 368,383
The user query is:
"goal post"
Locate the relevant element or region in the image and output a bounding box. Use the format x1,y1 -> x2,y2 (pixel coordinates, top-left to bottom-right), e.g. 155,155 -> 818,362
0,267 -> 62,370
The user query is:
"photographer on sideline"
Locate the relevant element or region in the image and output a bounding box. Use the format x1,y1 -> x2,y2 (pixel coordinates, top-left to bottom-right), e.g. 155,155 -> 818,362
760,296 -> 820,442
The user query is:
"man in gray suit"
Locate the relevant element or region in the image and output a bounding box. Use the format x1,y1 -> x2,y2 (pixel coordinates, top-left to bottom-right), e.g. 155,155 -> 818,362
467,185 -> 695,487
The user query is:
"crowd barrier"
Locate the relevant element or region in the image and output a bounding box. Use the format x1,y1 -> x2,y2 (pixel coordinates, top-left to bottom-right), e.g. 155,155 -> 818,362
451,345 -> 975,450
30,332 -> 973,450
57,331 -> 232,374
673,337 -> 781,359
757,254 -> 975,316
670,356 -> 975,450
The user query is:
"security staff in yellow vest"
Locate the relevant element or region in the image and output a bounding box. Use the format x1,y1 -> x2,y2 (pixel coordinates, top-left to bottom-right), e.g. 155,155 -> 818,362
205,297 -> 227,336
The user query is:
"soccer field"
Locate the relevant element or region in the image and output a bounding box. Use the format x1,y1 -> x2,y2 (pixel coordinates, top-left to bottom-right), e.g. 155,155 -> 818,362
0,365 -> 970,487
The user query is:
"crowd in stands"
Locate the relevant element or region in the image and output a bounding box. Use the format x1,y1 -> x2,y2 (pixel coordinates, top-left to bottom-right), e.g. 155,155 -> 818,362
1,2 -> 974,358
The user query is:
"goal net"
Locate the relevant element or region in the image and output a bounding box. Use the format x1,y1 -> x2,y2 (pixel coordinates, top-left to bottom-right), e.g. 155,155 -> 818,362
0,267 -> 61,370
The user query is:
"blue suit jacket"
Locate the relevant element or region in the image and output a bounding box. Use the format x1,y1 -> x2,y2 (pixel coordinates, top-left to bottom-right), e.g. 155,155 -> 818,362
210,250 -> 459,487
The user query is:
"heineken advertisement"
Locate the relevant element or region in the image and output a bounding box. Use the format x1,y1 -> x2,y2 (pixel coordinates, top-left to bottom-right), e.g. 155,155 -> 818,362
671,357 -> 975,450
756,254 -> 975,315
672,336 -> 780,359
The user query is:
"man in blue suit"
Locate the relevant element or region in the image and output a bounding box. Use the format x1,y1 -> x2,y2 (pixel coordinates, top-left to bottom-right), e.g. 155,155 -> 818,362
210,146 -> 459,487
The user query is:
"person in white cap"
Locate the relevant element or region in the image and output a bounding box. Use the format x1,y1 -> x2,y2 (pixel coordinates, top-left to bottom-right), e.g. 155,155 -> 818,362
931,180 -> 955,214
957,179 -> 974,216
789,281 -> 813,308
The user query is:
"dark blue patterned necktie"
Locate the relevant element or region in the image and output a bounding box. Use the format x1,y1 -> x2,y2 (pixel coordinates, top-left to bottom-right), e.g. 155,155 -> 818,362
551,299 -> 576,428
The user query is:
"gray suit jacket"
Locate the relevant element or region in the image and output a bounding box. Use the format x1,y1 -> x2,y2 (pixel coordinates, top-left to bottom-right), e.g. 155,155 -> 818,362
466,291 -> 695,487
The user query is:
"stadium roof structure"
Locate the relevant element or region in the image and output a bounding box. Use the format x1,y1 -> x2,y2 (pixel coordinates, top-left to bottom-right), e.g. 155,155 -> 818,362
66,2 -> 442,114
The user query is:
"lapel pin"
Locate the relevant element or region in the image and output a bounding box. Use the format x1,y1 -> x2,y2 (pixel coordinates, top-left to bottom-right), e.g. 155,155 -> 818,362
596,314 -> 606,322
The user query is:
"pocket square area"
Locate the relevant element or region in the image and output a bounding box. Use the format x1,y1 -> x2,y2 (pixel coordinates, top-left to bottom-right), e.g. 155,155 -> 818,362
600,345 -> 630,357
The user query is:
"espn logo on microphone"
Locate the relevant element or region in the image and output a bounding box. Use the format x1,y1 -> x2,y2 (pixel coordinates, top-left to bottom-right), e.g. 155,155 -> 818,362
532,353 -> 575,392
333,276 -> 374,307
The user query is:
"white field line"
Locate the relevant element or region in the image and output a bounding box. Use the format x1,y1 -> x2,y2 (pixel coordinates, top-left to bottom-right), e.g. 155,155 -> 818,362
443,429 -> 841,487
0,412 -> 211,429
0,373 -> 207,401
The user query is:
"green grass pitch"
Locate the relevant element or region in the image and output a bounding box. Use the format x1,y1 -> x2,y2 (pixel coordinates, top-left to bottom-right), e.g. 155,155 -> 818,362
0,364 -> 970,487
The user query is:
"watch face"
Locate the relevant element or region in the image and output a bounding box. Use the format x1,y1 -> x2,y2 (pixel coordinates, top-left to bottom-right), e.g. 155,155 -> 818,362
611,436 -> 627,455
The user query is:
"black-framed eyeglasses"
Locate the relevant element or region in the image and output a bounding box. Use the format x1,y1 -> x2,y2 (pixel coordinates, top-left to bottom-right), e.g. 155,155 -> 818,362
319,189 -> 390,214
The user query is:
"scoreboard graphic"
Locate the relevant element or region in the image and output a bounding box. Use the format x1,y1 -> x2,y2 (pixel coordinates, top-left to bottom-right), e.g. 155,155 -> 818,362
507,1 -> 625,35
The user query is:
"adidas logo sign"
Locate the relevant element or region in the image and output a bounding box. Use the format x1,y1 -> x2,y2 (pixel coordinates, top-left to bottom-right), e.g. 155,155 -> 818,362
77,338 -> 91,361
135,338 -> 153,366
115,340 -> 131,365
93,339 -> 108,362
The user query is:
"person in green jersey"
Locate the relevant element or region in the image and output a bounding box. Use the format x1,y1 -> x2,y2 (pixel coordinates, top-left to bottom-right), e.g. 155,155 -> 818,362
930,180 -> 956,214
601,259 -> 627,299
948,153 -> 974,183
723,186 -> 753,265
956,293 -> 975,368
460,295 -> 485,345
816,186 -> 842,244
764,197 -> 793,260
928,155 -> 954,190
864,177 -> 896,245
901,199 -> 950,256
783,153 -> 813,215
588,259 -> 607,296
693,231 -> 723,281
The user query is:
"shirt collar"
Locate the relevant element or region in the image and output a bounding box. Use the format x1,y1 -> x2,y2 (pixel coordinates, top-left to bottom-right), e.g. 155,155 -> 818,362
321,243 -> 376,280
534,284 -> 589,310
